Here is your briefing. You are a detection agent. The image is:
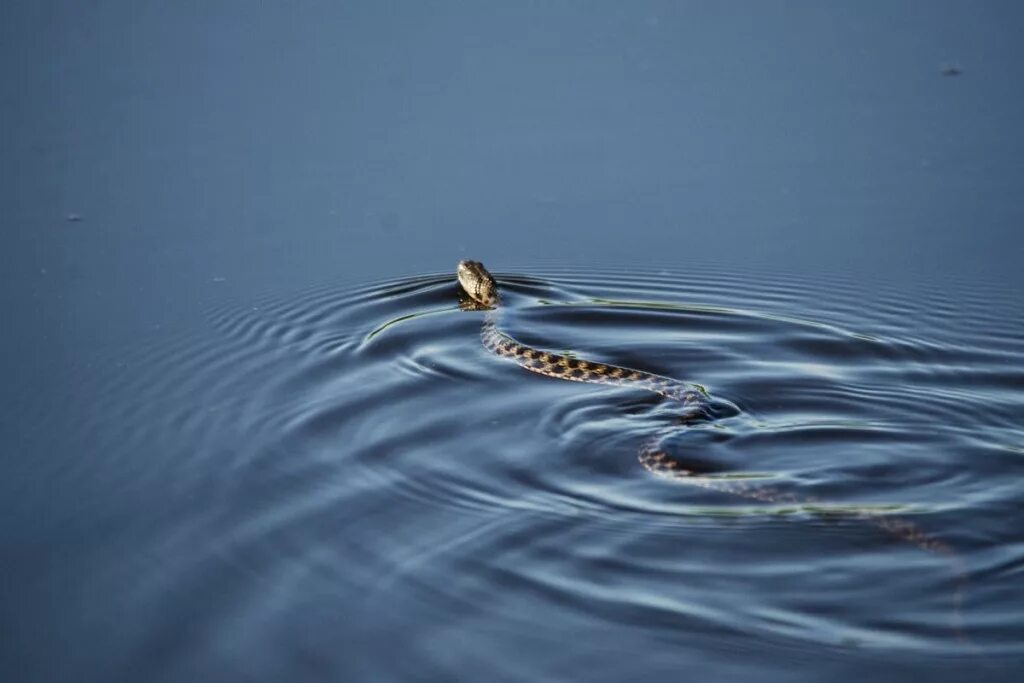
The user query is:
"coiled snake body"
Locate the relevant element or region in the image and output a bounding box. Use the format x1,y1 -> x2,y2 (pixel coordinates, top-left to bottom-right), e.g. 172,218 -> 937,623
457,259 -> 967,638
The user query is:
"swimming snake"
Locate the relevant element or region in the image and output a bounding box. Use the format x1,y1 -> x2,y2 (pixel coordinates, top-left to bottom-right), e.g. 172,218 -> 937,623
456,259 -> 968,639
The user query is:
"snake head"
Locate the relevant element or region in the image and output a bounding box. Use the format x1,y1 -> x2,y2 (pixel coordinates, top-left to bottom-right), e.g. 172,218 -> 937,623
457,260 -> 499,308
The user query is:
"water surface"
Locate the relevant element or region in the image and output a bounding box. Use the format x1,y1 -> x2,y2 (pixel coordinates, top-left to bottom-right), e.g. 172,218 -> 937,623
5,3 -> 1024,680
14,264 -> 1020,680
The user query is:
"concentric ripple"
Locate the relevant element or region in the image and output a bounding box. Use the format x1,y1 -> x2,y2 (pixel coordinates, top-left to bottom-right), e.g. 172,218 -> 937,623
67,265 -> 1024,678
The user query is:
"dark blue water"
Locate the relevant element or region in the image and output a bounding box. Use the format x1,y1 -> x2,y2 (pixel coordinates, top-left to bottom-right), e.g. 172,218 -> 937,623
3,3 -> 1024,681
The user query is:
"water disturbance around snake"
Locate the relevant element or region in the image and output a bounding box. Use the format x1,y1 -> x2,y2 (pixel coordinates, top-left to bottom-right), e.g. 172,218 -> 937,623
53,263 -> 1023,678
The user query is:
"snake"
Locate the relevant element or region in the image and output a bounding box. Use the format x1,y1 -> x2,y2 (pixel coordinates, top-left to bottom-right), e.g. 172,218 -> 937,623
456,259 -> 968,639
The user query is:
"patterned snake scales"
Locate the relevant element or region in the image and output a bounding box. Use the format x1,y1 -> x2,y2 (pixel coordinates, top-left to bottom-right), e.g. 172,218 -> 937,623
457,259 -> 967,639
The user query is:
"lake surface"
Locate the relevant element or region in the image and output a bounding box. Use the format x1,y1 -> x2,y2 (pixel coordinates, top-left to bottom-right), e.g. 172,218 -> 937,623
3,3 -> 1024,681
8,263 -> 1023,681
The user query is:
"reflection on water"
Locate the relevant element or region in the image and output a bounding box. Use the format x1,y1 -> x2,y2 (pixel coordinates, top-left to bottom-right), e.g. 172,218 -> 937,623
37,266 -> 1024,679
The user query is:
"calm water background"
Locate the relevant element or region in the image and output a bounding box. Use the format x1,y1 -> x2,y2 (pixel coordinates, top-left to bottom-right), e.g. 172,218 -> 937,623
3,2 -> 1023,681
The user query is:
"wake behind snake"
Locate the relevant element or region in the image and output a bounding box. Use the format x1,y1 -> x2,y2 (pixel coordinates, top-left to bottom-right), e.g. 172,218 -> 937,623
456,259 -> 968,641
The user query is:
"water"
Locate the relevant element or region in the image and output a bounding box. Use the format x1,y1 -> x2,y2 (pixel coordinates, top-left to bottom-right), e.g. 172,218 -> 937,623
5,2 -> 1024,681
9,263 -> 1019,680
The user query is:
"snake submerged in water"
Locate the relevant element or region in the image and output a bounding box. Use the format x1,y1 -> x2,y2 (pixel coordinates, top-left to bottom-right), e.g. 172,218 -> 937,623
456,259 -> 968,639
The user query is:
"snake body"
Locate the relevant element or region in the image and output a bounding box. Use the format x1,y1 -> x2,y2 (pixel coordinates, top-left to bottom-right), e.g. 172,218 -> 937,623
456,259 -> 967,637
